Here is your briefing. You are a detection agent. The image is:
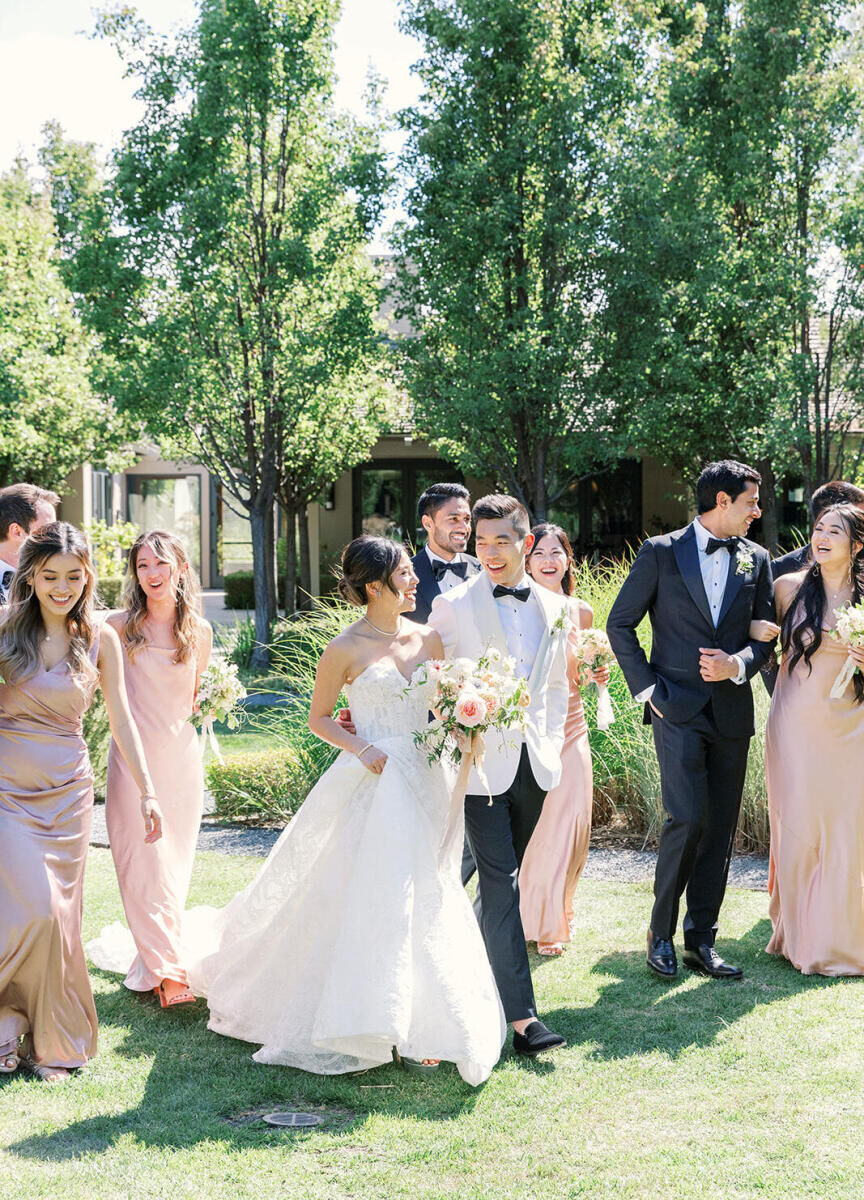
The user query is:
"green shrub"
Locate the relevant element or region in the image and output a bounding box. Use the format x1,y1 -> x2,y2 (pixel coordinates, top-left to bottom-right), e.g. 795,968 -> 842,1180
83,689 -> 112,799
96,577 -> 124,609
216,617 -> 257,670
206,746 -> 314,823
223,570 -> 255,610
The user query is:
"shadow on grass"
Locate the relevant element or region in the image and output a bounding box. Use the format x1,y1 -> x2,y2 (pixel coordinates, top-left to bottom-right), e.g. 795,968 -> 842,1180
541,918 -> 846,1061
7,970 -> 482,1163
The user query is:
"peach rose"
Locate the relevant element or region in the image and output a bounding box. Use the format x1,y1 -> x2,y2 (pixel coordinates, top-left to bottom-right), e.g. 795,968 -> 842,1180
517,689 -> 531,708
454,692 -> 488,727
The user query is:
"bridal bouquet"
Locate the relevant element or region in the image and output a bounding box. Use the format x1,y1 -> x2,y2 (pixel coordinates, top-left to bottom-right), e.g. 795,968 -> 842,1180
570,628 -> 616,730
408,648 -> 530,768
828,600 -> 864,699
190,657 -> 247,762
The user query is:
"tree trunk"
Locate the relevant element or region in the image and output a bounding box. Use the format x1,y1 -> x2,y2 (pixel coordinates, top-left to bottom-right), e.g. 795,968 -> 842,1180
265,502 -> 278,622
757,458 -> 780,556
298,506 -> 312,608
249,503 -> 275,669
283,507 -> 298,616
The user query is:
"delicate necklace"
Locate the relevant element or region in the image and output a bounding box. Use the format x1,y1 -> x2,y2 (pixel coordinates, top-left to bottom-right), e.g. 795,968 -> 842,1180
362,613 -> 401,636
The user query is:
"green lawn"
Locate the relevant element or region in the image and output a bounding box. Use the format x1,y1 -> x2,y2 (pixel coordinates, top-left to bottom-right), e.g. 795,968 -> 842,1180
2,853 -> 862,1199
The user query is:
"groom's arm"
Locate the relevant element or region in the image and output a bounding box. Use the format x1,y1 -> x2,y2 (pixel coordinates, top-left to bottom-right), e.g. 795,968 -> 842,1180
606,540 -> 659,699
734,551 -> 777,678
427,591 -> 458,656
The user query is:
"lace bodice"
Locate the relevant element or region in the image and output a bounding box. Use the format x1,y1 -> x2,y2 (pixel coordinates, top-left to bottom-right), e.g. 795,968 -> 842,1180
344,659 -> 435,744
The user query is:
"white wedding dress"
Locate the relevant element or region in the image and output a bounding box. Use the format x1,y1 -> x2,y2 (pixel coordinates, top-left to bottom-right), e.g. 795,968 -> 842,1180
183,658 -> 506,1085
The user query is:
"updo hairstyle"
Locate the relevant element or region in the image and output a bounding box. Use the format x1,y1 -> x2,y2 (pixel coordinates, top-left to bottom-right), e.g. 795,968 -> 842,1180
337,535 -> 406,607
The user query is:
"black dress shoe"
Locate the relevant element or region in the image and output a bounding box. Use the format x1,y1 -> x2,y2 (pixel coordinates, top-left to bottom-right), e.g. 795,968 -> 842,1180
512,1020 -> 566,1056
682,944 -> 743,979
646,930 -> 677,977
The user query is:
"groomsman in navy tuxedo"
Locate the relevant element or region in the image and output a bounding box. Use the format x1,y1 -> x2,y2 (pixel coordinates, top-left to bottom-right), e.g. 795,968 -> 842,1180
406,482 -> 481,625
0,484 -> 59,604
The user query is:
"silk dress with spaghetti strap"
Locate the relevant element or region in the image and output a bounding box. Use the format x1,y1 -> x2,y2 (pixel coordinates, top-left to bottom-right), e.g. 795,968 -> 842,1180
88,619 -> 202,989
765,624 -> 864,975
0,632 -> 101,1067
518,621 -> 593,945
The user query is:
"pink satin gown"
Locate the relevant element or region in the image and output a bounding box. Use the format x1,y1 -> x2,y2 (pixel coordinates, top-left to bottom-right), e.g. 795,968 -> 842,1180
519,623 -> 593,945
0,635 -> 101,1067
99,618 -> 203,989
766,629 -> 864,975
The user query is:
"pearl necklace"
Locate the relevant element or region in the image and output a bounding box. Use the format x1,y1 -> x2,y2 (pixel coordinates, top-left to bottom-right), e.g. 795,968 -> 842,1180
362,614 -> 401,636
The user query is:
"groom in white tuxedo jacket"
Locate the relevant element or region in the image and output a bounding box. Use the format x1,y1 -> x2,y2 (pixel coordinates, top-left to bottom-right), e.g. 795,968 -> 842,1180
428,494 -> 570,1056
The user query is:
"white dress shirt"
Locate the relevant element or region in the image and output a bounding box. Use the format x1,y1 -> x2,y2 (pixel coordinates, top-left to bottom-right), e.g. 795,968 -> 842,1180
637,519 -> 746,703
492,574 -> 545,683
0,555 -> 15,604
426,546 -> 468,595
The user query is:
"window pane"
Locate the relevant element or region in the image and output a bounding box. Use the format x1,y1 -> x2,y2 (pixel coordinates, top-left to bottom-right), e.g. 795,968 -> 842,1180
127,476 -> 202,572
360,469 -> 403,541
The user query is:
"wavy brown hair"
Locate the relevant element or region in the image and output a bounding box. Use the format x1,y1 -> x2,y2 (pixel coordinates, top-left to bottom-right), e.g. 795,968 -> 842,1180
526,522 -> 577,597
120,530 -> 203,664
0,522 -> 98,690
781,504 -> 864,704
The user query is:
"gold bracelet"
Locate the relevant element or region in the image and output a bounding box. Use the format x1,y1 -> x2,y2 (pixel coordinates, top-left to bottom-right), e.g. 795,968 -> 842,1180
356,743 -> 374,758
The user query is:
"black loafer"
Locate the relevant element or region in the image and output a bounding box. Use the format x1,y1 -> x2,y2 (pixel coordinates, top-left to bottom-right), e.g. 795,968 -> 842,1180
682,944 -> 743,979
646,930 -> 677,977
512,1020 -> 566,1056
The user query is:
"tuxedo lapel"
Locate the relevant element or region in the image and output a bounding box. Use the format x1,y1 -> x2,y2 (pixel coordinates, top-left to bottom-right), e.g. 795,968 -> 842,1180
672,525 -> 714,628
412,551 -> 440,619
469,572 -> 509,657
526,582 -> 564,691
717,552 -> 746,626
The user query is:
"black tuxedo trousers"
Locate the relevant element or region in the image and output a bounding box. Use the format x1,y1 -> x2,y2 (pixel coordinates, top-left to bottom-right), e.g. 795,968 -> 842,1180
463,744 -> 546,1022
648,698 -> 749,946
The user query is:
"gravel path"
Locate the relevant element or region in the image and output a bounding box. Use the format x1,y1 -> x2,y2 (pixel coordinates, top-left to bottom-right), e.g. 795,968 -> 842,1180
89,804 -> 768,889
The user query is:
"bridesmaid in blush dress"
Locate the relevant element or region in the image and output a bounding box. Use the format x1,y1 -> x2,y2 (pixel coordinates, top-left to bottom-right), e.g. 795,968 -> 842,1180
0,523 -> 161,1081
519,524 -> 607,955
88,530 -> 211,1007
759,504 -> 864,976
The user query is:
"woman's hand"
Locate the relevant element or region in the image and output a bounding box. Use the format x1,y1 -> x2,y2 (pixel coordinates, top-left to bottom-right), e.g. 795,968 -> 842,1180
141,795 -> 163,844
749,619 -> 781,643
592,665 -> 611,686
358,745 -> 387,775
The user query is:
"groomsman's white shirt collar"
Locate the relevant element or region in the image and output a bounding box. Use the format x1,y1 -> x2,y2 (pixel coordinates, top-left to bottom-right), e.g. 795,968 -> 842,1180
489,571 -> 545,683
0,556 -> 15,601
425,545 -> 466,594
635,520 -> 746,703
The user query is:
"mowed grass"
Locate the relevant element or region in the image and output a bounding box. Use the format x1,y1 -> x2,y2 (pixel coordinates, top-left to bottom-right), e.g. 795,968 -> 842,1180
1,851 -> 862,1199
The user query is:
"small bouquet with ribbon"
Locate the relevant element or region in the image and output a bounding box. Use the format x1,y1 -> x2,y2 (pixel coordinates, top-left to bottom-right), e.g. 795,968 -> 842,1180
828,600 -> 864,699
570,627 -> 616,731
189,657 -> 247,764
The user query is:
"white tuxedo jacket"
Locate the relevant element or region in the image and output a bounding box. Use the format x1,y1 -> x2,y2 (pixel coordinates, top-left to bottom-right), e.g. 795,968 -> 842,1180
428,571 -> 570,795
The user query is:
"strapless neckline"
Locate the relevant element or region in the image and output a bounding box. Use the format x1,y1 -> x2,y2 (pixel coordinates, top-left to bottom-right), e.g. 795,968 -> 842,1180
349,658 -> 417,688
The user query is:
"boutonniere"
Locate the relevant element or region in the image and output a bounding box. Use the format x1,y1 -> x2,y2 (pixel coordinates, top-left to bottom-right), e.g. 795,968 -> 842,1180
552,606 -> 570,634
735,547 -> 754,576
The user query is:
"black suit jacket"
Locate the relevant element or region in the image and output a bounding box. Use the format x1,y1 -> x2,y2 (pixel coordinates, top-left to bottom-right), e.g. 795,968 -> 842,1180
771,544 -> 810,580
606,524 -> 776,738
407,549 -> 481,624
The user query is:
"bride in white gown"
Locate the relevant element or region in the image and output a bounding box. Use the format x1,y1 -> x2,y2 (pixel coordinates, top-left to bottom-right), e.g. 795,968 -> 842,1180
183,536 -> 506,1085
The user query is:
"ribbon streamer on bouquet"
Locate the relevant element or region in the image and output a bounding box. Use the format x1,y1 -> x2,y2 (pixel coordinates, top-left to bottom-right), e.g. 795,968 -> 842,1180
829,654 -> 859,701
595,683 -> 615,731
439,731 -> 491,867
199,715 -> 225,765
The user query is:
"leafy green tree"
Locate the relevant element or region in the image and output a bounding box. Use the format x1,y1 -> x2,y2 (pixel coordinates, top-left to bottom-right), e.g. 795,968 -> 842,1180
607,0 -> 863,548
0,164 -> 122,489
395,0 -> 650,520
86,0 -> 388,659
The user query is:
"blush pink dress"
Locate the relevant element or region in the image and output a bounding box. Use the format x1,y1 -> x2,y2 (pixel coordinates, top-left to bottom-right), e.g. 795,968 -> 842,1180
0,635 -> 101,1067
89,617 -> 203,990
765,626 -> 864,976
519,618 -> 594,945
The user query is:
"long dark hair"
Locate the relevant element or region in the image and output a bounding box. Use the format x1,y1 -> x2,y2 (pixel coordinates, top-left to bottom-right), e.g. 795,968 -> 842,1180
337,536 -> 406,606
781,504 -> 864,704
0,522 -> 98,690
526,523 -> 576,597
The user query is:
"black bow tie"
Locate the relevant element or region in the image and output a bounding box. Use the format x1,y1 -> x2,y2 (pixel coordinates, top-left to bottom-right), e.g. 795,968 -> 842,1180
432,558 -> 468,581
493,584 -> 531,603
705,536 -> 739,557
0,569 -> 13,593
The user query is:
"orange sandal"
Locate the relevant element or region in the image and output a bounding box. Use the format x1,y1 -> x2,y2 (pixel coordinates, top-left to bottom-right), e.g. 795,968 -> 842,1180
153,980 -> 196,1008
